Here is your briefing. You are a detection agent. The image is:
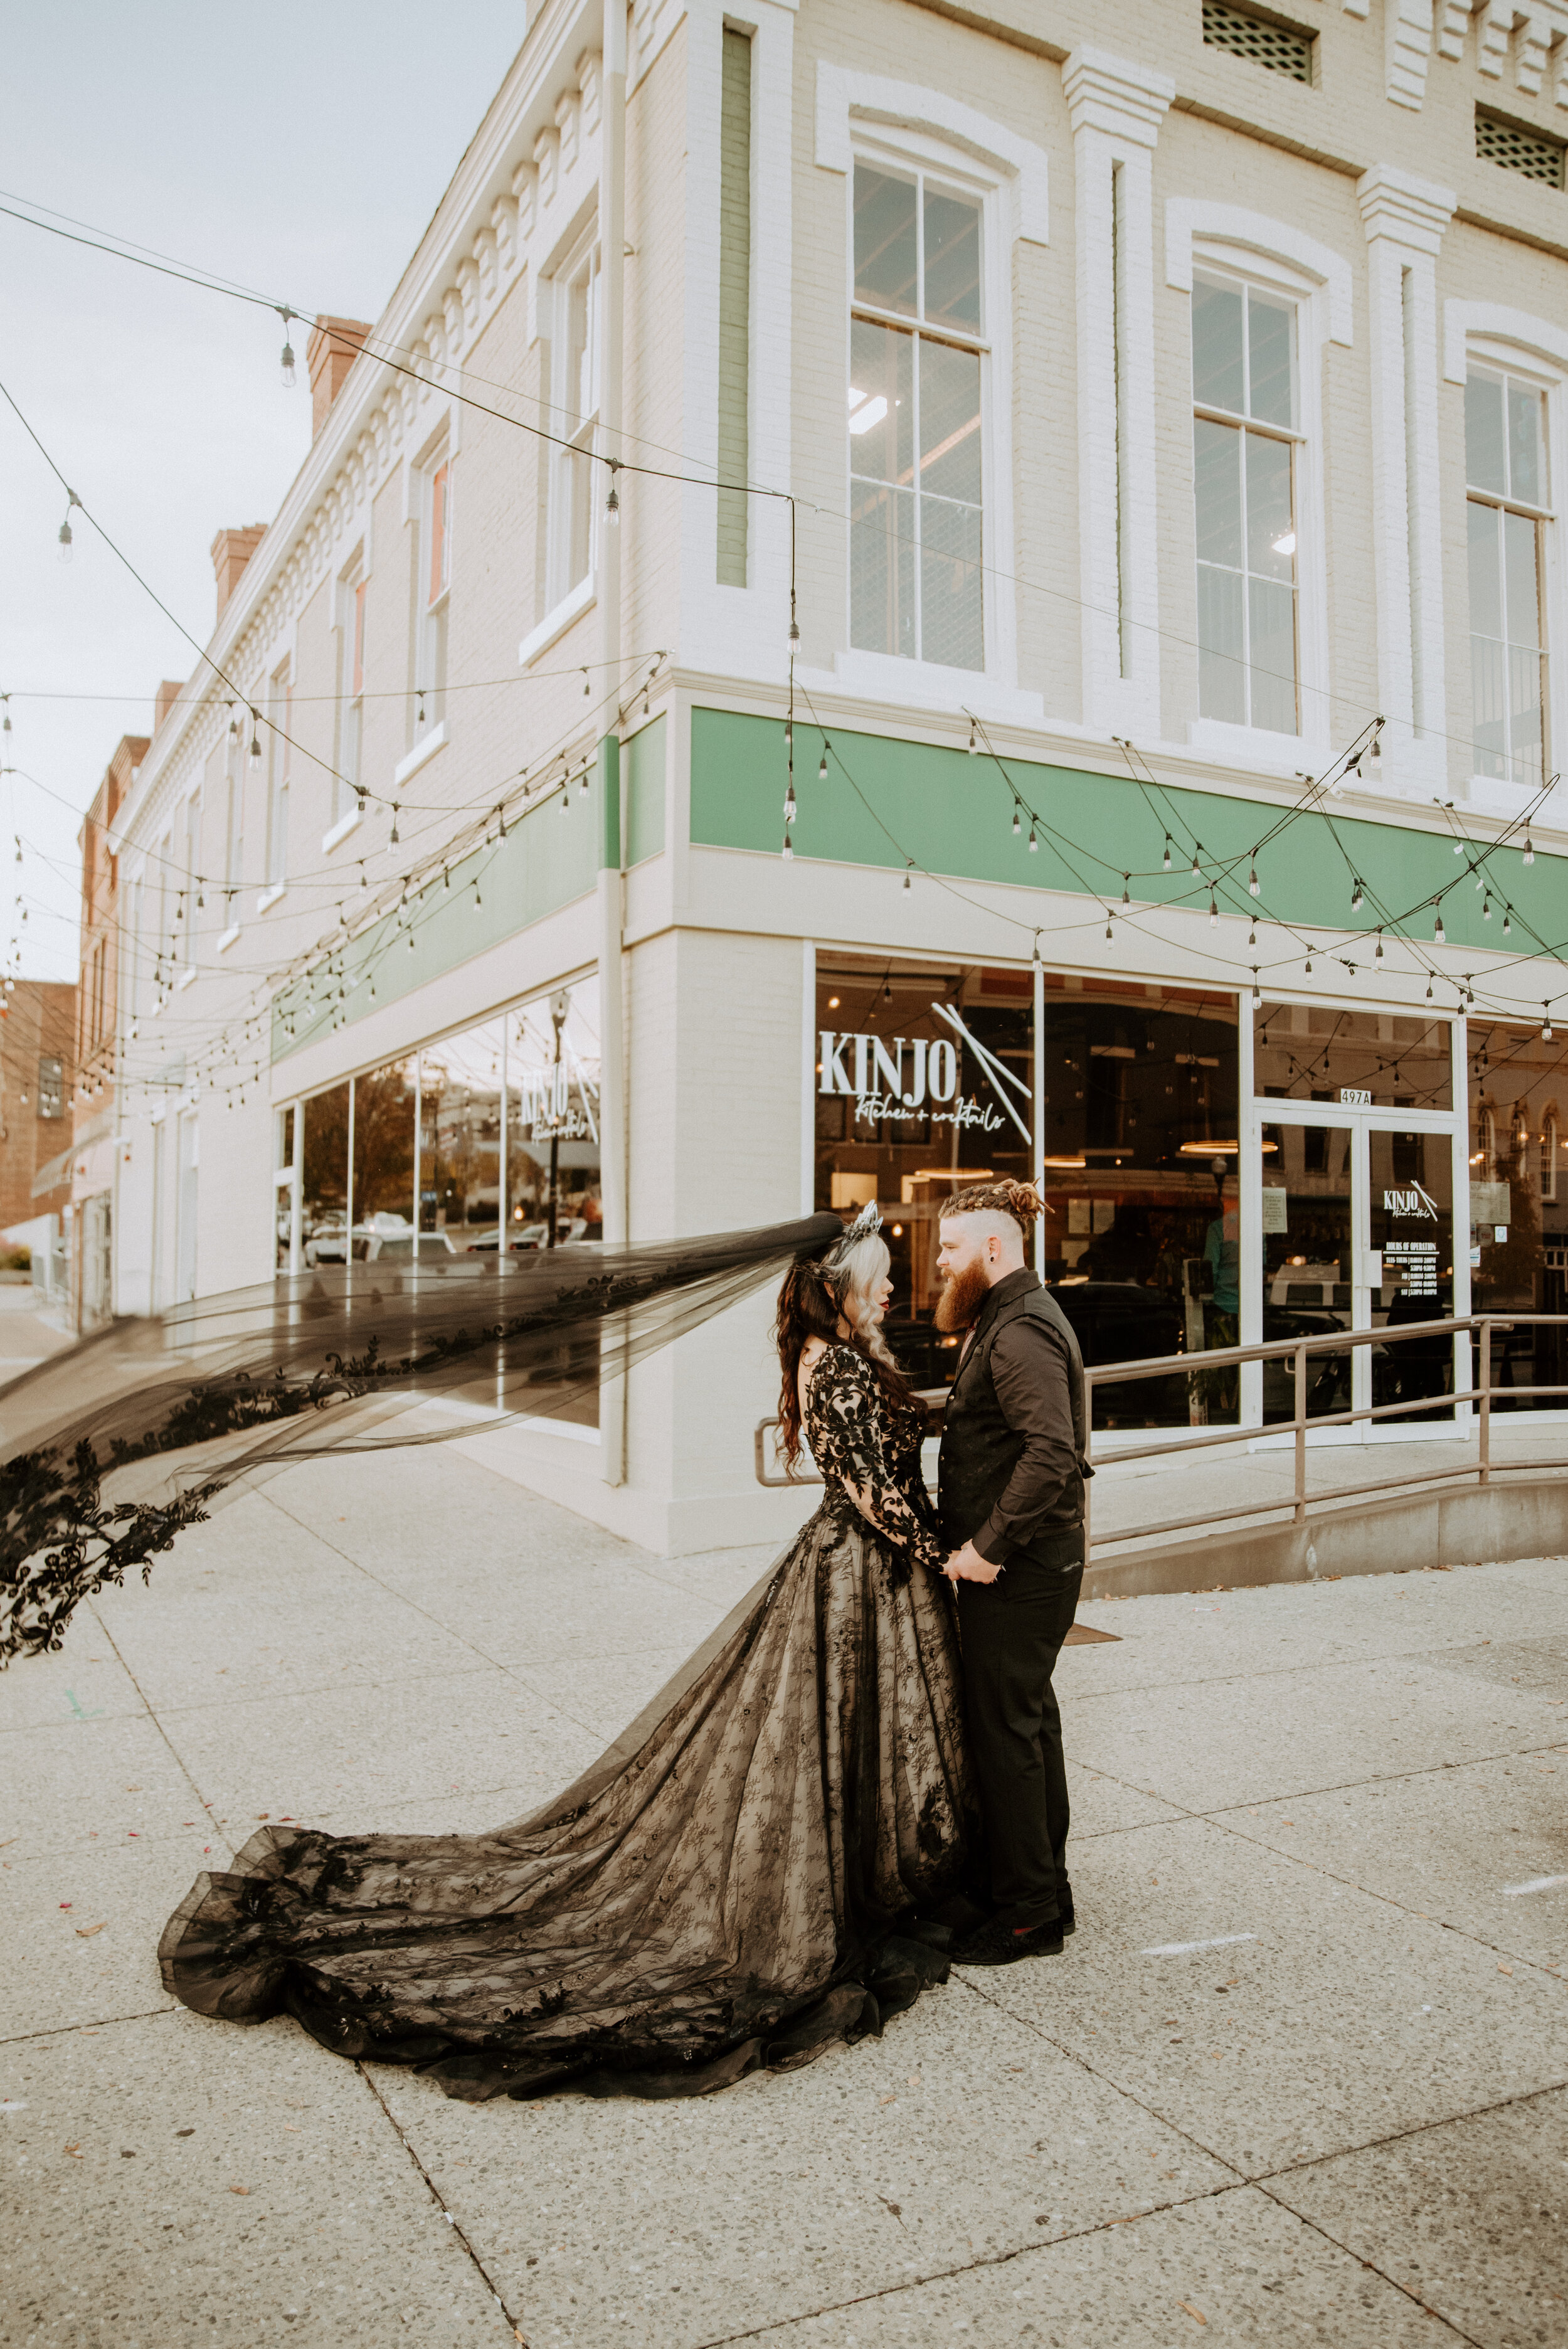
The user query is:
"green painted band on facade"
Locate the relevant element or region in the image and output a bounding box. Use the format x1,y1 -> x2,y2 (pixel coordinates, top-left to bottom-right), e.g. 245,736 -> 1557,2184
689,706 -> 1559,962
598,729 -> 621,872
272,778 -> 600,1066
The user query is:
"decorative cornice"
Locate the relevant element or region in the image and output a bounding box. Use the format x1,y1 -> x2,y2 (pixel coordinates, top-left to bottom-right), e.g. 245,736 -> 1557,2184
1357,162 -> 1458,254
1061,47 -> 1174,149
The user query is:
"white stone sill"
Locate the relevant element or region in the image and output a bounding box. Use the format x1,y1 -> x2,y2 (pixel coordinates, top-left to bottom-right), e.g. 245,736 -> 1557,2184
393,723 -> 448,790
175,965 -> 197,990
217,924 -> 241,954
519,575 -> 596,667
257,883 -> 287,914
322,805 -> 364,854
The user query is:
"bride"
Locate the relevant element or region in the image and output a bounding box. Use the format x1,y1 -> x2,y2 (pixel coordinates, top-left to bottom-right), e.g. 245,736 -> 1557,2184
159,1206 -> 980,2102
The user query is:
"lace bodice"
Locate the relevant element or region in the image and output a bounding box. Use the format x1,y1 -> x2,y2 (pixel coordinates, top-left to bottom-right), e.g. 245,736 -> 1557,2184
803,1344 -> 946,1582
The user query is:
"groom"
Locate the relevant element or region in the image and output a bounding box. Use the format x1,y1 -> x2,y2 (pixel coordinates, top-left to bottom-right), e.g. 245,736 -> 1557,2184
935,1180 -> 1089,1967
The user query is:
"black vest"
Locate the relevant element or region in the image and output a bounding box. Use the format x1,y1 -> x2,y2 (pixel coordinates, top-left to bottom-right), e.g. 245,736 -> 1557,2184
938,1271 -> 1090,1568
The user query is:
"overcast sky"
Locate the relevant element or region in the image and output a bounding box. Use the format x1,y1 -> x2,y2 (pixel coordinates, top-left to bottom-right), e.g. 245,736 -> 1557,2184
2,2 -> 530,983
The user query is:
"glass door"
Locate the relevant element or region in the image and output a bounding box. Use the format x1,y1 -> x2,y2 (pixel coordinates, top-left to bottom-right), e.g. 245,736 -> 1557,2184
1259,1115 -> 1355,1423
1366,1118 -> 1456,1421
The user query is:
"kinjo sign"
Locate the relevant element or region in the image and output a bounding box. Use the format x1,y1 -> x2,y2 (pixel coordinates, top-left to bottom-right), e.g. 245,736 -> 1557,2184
818,1029 -> 1007,1134
1383,1183 -> 1439,1220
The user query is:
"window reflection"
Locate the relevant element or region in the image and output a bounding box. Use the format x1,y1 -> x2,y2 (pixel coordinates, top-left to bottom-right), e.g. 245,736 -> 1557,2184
1254,1002 -> 1451,1109
281,977 -> 603,1422
1470,1015 -> 1568,1410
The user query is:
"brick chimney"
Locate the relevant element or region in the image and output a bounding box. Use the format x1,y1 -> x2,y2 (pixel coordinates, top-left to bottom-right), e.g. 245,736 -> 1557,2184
211,524 -> 267,620
153,679 -> 186,735
309,316 -> 372,440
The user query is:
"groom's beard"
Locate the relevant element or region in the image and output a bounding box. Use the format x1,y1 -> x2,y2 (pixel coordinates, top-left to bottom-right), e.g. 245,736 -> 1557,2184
935,1260 -> 992,1334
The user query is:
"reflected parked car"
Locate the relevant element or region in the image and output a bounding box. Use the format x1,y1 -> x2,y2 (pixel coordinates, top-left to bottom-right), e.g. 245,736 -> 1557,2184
1047,1281 -> 1189,1426
468,1217 -> 586,1251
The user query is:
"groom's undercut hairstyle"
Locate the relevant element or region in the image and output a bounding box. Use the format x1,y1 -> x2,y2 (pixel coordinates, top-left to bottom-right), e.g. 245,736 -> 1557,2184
945,1179 -> 1044,1244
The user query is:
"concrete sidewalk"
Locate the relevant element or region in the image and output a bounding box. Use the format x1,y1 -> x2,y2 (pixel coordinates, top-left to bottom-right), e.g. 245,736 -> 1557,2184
3,1445 -> 1567,2346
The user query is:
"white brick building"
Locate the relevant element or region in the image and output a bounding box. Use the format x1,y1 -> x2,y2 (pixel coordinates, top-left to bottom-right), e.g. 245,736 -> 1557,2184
100,0 -> 1568,1549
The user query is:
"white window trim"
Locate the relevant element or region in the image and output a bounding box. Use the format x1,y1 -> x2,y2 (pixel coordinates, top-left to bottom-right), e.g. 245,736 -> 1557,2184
519,571 -> 597,666
322,804 -> 363,854
1444,304 -> 1568,818
813,65 -> 1049,247
539,227 -> 602,620
217,921 -> 241,954
1172,214 -> 1347,761
833,120 -> 1023,701
393,721 -> 448,789
257,881 -> 287,915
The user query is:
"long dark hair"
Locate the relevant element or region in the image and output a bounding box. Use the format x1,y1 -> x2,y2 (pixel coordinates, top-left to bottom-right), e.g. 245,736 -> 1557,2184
773,1243 -> 918,1468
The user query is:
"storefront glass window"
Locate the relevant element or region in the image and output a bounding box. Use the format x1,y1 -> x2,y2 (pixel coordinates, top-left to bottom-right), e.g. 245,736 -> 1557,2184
1253,1003 -> 1451,1110
280,975 -> 602,1421
1038,979 -> 1239,1429
814,962 -> 1240,1426
1470,1015 -> 1568,1411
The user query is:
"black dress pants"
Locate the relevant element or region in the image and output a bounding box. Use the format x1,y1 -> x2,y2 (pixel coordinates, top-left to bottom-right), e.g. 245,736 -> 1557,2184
955,1557 -> 1083,1929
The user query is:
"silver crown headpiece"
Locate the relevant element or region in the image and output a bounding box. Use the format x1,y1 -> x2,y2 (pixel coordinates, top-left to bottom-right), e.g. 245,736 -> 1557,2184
822,1198 -> 882,1273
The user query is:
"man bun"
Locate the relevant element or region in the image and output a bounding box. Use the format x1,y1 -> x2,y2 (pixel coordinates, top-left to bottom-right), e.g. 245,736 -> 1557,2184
943,1179 -> 1044,1240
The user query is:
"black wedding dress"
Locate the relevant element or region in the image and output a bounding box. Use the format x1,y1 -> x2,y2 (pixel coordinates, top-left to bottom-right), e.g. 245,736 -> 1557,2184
159,1344 -> 979,2101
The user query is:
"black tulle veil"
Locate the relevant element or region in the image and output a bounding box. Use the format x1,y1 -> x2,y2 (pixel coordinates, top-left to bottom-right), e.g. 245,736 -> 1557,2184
0,1213 -> 842,1665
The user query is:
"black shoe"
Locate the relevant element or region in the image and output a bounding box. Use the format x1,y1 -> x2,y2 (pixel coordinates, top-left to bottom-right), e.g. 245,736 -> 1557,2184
1058,1890 -> 1076,1937
950,1915 -> 1065,1967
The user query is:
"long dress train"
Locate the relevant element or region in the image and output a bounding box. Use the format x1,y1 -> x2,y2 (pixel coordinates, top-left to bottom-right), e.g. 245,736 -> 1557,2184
159,1344 -> 978,2101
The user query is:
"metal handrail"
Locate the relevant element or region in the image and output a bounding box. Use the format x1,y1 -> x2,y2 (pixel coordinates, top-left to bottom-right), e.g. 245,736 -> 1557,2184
753,1316 -> 1568,1552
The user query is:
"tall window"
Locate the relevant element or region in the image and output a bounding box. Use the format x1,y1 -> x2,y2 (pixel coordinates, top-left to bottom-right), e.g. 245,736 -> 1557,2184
552,248 -> 600,604
415,460 -> 450,740
849,161 -> 983,671
336,573 -> 366,822
1192,272 -> 1300,733
1466,365 -> 1549,790
265,664 -> 290,890
180,792 -> 198,964
223,731 -> 245,921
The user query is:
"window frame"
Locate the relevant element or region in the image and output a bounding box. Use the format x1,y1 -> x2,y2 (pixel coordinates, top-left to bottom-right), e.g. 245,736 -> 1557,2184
847,144 -> 989,676
837,124 -> 1019,697
546,235 -> 602,616
1542,1104 -> 1559,1202
263,661 -> 291,901
412,455 -> 452,747
334,566 -> 367,829
1463,349 -> 1557,800
1183,240 -> 1333,763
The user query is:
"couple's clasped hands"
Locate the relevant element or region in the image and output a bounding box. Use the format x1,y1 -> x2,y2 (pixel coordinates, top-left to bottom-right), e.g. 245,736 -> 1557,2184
943,1540 -> 1004,1586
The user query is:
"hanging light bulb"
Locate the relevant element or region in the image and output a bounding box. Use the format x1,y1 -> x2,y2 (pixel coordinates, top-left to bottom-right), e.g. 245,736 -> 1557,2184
276,307 -> 297,389
389,804 -> 400,844
1503,908 -> 1512,934
248,713 -> 262,765
967,719 -> 977,755
1525,835 -> 1535,866
1208,894 -> 1218,927
1426,978 -> 1434,1000
818,744 -> 829,782
1483,893 -> 1491,920
883,978 -> 893,1005
582,669 -> 591,698
474,883 -> 483,911
579,766 -> 590,797
788,608 -> 800,660
783,783 -> 797,824
1012,805 -> 1021,837
1,698 -> 9,735
561,780 -> 569,812
605,472 -> 620,526
1028,825 -> 1038,852
1190,850 -> 1202,879
1249,863 -> 1260,897
781,830 -> 793,861
1545,1007 -> 1555,1042
1251,969 -> 1261,1007
1351,879 -> 1364,911
1305,956 -> 1313,975
903,862 -> 913,891
1105,918 -> 1113,941
1434,909 -> 1446,945
1248,925 -> 1256,947
1162,837 -> 1172,872
1374,933 -> 1384,960
784,717 -> 792,749
1121,876 -> 1131,906
228,706 -> 238,741
57,504 -> 76,563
